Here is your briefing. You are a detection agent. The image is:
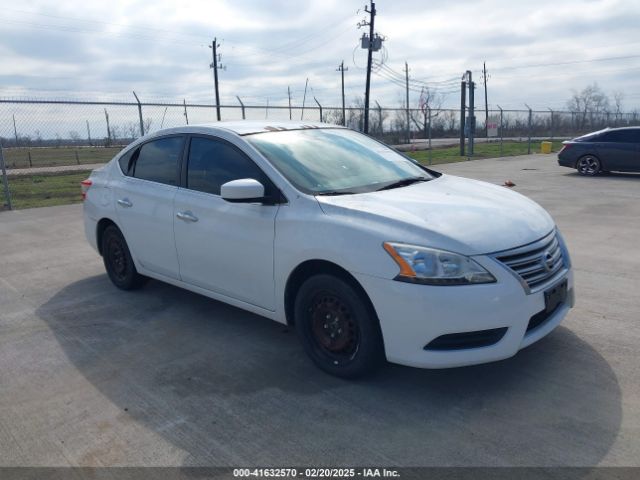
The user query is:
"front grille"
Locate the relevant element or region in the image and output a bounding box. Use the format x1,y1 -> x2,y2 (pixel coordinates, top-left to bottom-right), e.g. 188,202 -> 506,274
495,230 -> 566,292
424,327 -> 508,351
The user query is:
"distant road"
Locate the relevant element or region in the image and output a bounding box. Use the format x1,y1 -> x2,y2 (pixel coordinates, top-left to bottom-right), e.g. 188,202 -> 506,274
395,136 -> 565,151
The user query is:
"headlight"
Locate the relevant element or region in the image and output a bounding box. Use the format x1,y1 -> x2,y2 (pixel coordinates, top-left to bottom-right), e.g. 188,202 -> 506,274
383,242 -> 496,285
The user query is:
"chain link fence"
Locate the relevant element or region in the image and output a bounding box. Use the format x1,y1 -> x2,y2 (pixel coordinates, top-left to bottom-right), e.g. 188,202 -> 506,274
1,97 -> 639,210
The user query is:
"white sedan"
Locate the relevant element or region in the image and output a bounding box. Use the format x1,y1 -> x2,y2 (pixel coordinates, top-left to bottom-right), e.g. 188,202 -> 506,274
82,121 -> 574,378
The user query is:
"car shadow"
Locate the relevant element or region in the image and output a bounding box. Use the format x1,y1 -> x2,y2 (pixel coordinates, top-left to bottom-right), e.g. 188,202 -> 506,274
36,275 -> 622,467
564,171 -> 640,181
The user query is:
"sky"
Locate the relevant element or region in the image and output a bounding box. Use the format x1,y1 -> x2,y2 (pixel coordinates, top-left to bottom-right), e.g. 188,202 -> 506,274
1,0 -> 640,112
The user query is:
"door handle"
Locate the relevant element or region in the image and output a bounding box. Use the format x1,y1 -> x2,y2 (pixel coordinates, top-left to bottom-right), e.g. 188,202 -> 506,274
176,210 -> 199,222
117,198 -> 133,208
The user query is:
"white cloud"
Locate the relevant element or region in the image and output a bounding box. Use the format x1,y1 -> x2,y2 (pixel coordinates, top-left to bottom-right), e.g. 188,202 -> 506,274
0,0 -> 639,110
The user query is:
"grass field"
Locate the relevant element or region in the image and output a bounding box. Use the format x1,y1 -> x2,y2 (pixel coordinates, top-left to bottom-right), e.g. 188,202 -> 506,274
2,140 -> 563,210
3,171 -> 91,210
406,140 -> 564,165
3,146 -> 123,168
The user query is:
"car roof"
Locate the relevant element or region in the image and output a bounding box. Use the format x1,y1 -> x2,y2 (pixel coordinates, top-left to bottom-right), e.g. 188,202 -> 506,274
149,121 -> 345,137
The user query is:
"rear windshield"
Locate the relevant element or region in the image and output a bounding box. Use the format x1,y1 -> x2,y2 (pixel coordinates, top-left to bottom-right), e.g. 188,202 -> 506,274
574,129 -> 608,142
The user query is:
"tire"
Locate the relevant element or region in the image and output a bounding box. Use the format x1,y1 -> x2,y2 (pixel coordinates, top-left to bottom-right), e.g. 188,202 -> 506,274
101,225 -> 147,290
576,155 -> 601,176
294,274 -> 385,378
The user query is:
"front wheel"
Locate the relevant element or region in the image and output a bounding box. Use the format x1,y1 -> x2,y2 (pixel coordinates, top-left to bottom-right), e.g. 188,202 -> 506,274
294,274 -> 385,378
101,225 -> 147,290
576,155 -> 601,176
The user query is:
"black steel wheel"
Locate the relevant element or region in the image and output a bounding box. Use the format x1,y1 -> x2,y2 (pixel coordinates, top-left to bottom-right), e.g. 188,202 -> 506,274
101,225 -> 147,290
294,274 -> 384,378
576,155 -> 601,176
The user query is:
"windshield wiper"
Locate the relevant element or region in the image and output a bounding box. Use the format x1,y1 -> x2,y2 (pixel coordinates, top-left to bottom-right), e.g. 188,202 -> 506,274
376,176 -> 430,191
316,191 -> 358,196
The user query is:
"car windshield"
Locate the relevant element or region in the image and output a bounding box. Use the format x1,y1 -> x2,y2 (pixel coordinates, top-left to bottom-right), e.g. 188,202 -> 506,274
245,128 -> 433,195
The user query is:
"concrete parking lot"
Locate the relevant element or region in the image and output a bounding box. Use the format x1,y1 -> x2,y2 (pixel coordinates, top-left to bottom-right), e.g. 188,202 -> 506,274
0,153 -> 638,467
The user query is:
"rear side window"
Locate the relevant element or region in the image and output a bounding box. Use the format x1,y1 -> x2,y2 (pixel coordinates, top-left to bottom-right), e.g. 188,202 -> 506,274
133,136 -> 184,186
187,137 -> 270,195
599,130 -> 639,143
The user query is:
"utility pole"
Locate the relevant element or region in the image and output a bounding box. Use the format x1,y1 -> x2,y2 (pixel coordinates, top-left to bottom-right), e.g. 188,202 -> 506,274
468,71 -> 475,157
209,38 -> 223,121
482,61 -> 489,138
405,62 -> 410,143
337,61 -> 348,126
359,1 -> 377,134
287,86 -> 292,120
460,75 -> 466,156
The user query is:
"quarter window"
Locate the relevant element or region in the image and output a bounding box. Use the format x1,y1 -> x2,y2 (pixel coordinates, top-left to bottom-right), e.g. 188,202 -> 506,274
187,137 -> 270,195
133,136 -> 184,186
118,148 -> 136,176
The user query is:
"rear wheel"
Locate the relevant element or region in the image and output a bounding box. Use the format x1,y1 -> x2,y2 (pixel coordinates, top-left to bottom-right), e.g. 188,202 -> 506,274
294,274 -> 384,378
101,225 -> 147,290
576,155 -> 601,176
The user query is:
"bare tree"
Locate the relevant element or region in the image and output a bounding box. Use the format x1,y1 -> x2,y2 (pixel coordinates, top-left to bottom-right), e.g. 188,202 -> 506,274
144,118 -> 153,135
566,83 -> 610,130
346,96 -> 365,132
409,87 -> 444,137
69,131 -> 81,143
613,91 -> 624,126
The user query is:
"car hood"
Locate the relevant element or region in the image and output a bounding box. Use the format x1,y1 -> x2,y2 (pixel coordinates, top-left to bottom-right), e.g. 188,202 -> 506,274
316,174 -> 555,255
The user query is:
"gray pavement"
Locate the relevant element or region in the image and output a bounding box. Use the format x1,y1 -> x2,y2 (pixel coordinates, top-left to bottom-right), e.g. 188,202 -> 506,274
0,154 -> 638,467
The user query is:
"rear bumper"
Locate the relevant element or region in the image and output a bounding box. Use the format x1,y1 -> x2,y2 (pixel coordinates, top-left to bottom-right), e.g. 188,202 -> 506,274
557,153 -> 575,168
354,264 -> 574,369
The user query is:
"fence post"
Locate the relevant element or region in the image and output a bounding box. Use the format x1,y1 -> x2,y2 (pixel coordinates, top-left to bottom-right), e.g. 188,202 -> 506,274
428,107 -> 432,166
375,101 -> 382,135
104,108 -> 112,146
314,97 -> 323,122
28,151 -> 33,168
525,103 -> 532,154
548,108 -> 554,141
12,114 -> 19,147
0,140 -> 12,210
132,91 -> 144,137
498,105 -> 503,158
86,120 -> 92,146
183,99 -> 189,125
236,96 -> 246,120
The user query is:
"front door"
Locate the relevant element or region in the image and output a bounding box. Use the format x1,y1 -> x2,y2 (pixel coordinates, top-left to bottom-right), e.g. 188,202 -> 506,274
173,135 -> 279,310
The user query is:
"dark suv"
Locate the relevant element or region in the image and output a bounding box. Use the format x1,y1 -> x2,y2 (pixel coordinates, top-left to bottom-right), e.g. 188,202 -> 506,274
557,127 -> 640,175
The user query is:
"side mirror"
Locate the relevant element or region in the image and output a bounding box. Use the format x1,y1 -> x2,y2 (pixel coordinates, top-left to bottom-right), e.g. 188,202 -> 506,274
220,178 -> 265,203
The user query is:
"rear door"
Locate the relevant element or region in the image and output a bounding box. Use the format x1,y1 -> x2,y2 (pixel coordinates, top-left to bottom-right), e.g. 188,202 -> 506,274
173,135 -> 280,310
112,135 -> 185,279
596,130 -> 639,171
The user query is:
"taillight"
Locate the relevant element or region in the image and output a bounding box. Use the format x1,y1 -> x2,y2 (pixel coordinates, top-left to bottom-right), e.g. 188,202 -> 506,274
559,143 -> 573,154
81,179 -> 92,200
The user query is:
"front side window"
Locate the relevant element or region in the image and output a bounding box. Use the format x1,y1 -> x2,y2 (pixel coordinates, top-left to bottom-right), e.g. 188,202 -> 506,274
187,136 -> 270,195
245,128 -> 432,194
133,136 -> 184,185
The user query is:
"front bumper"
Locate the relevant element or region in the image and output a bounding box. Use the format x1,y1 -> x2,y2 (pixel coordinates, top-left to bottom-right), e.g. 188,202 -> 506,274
354,261 -> 574,369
